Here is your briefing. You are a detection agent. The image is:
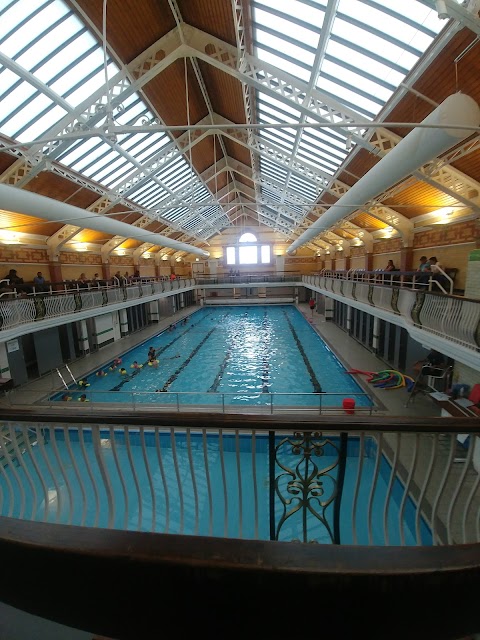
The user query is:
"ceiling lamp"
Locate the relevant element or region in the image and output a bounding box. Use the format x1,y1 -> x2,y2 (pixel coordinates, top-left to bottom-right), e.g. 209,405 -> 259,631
0,231 -> 19,244
431,206 -> 454,224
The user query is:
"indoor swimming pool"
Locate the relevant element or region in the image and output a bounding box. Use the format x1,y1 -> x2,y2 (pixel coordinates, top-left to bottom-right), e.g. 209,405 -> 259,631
51,305 -> 373,409
0,428 -> 432,546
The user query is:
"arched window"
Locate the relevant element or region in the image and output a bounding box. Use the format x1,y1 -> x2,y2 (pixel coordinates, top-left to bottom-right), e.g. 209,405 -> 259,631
225,233 -> 271,266
239,232 -> 257,243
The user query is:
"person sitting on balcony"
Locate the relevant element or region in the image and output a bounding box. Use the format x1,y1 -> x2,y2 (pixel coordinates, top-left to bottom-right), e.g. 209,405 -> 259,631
3,268 -> 31,294
429,256 -> 449,290
415,256 -> 431,287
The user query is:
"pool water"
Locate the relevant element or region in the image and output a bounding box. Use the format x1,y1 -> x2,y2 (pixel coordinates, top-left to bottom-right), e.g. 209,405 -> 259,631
0,430 -> 431,546
54,305 -> 373,408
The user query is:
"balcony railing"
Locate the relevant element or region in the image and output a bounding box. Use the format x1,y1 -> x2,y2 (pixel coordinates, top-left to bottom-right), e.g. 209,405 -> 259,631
304,272 -> 480,359
0,412 -> 480,639
0,277 -> 196,332
6,390 -> 375,414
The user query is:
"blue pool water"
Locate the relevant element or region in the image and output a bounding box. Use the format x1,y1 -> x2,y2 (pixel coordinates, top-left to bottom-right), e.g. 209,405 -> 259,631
0,430 -> 431,545
54,305 -> 373,407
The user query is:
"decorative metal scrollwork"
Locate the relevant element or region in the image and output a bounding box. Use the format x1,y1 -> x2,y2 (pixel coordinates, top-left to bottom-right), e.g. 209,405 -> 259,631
274,431 -> 340,543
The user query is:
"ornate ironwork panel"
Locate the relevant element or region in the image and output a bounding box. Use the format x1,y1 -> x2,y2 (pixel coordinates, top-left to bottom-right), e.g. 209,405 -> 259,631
274,431 -> 342,543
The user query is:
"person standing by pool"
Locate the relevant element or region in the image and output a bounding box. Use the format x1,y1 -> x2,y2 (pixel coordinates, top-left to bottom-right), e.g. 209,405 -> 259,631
308,297 -> 316,317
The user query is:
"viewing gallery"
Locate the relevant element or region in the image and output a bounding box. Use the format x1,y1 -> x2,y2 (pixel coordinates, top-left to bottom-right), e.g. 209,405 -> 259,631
1,1 -> 480,639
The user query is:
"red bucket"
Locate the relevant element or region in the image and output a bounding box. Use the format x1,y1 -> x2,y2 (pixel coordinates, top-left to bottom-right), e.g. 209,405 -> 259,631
342,398 -> 356,415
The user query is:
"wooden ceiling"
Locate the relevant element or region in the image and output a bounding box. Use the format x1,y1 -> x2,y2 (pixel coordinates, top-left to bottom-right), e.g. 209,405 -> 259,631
0,0 -> 479,258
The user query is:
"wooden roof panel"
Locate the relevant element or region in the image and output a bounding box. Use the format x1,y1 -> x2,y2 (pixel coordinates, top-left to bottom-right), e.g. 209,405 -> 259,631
0,210 -> 61,238
198,61 -> 246,124
69,0 -> 176,62
179,0 -> 237,46
0,153 -> 17,176
384,179 -> 458,219
142,59 -> 208,130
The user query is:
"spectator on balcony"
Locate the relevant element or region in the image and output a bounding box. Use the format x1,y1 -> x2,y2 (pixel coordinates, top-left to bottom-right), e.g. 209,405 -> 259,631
2,268 -> 32,294
170,272 -> 177,281
33,271 -> 48,292
380,259 -> 399,283
112,270 -> 126,286
384,260 -> 397,272
77,273 -> 89,289
415,256 -> 431,287
429,256 -> 449,290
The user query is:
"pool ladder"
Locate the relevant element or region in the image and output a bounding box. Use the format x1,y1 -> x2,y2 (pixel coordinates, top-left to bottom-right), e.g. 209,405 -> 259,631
56,365 -> 77,389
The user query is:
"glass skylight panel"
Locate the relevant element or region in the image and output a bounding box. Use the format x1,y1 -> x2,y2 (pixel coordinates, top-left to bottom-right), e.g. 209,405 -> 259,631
48,47 -> 103,96
326,40 -> 407,86
0,0 -> 48,41
0,82 -> 36,127
301,130 -> 346,161
322,60 -> 393,105
1,2 -> 68,58
257,100 -> 299,124
262,186 -> 280,204
1,93 -> 52,137
254,30 -> 315,69
0,68 -> 23,101
254,49 -> 310,83
260,158 -> 288,183
288,174 -> 318,200
135,183 -> 167,207
296,148 -> 336,175
141,184 -> 174,209
57,137 -> 98,166
15,18 -> 81,73
161,167 -> 192,192
259,130 -> 295,154
317,77 -> 379,118
94,156 -> 134,185
331,18 -> 418,70
17,104 -> 67,142
66,64 -> 117,106
288,174 -> 320,200
75,145 -> 118,176
258,94 -> 301,119
253,5 -> 321,49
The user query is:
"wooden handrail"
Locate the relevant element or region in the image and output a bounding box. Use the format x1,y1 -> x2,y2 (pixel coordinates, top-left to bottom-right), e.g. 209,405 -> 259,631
1,515 -> 479,639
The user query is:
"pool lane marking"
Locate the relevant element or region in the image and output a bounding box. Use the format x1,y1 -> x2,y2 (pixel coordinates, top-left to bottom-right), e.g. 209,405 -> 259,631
108,313 -> 216,391
261,311 -> 271,393
157,327 -> 217,393
283,310 -> 322,393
